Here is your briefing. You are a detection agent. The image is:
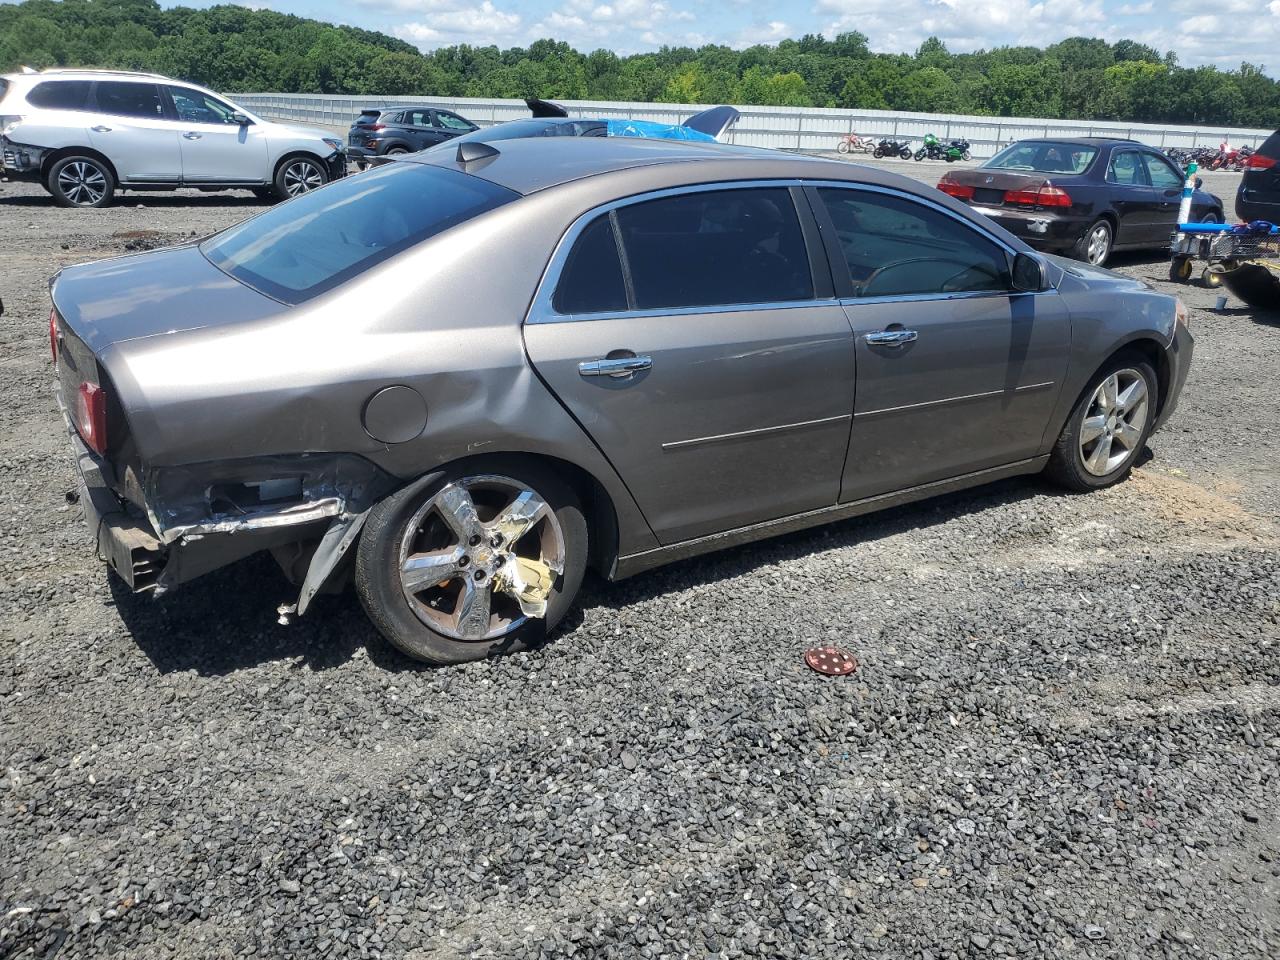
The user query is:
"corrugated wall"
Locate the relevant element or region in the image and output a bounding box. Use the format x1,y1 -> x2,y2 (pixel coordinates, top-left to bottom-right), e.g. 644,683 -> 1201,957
230,93 -> 1274,158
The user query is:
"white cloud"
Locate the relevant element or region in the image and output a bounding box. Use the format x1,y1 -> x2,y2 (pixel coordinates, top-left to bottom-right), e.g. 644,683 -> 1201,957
732,20 -> 789,48
393,0 -> 522,47
530,0 -> 698,49
1115,1 -> 1153,12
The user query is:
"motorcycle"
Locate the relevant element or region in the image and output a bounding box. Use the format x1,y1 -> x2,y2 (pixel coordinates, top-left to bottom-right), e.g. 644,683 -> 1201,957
943,138 -> 972,163
913,133 -> 942,161
836,133 -> 875,154
872,138 -> 913,159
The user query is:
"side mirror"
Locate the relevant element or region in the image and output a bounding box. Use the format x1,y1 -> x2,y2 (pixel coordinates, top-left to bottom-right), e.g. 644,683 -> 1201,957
1195,176 -> 1204,189
1012,252 -> 1046,291
232,112 -> 250,126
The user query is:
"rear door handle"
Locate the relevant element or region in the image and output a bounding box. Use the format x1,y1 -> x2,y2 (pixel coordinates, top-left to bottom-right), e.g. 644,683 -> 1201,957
183,132 -> 202,140
864,329 -> 918,346
91,125 -> 111,133
578,355 -> 652,378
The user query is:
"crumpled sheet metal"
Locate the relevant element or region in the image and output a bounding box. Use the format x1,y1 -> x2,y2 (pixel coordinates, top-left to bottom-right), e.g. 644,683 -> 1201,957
495,555 -> 556,618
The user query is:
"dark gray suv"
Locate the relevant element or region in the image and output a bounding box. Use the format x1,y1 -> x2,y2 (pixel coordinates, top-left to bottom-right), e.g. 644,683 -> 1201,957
347,106 -> 477,165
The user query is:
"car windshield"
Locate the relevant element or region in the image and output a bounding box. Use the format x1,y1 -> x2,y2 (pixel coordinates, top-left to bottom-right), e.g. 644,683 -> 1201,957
200,163 -> 518,304
984,141 -> 1098,175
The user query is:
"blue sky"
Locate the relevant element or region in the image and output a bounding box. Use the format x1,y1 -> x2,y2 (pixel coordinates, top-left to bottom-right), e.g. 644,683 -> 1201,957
233,0 -> 1280,70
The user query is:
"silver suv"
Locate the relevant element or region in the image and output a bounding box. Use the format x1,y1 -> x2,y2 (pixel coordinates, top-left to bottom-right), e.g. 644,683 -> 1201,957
0,69 -> 346,207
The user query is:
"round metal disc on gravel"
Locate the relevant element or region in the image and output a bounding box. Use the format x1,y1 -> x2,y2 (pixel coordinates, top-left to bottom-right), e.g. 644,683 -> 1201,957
804,646 -> 857,676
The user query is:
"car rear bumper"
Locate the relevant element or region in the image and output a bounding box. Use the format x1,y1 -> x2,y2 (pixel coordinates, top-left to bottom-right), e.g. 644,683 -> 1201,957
969,205 -> 1089,251
1235,190 -> 1280,223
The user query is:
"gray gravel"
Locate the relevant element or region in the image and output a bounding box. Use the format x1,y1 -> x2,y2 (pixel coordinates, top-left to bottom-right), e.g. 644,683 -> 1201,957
1,168 -> 1279,960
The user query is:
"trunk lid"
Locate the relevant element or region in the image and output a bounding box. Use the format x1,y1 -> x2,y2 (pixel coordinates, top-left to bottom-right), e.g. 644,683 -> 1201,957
51,244 -> 287,354
939,168 -> 1075,210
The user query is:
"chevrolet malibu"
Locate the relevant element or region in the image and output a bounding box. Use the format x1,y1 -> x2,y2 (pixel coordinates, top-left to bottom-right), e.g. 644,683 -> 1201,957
50,138 -> 1193,664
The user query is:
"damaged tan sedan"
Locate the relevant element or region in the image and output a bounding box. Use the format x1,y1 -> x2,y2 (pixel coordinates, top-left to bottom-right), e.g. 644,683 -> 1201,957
52,137 -> 1192,664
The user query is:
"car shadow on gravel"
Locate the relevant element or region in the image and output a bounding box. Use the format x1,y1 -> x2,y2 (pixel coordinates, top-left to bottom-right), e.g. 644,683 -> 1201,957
0,189 -> 263,209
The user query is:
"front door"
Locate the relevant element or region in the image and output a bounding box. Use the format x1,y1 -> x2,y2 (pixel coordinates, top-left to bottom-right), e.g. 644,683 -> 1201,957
524,185 -> 856,545
87,81 -> 181,182
402,109 -> 445,150
810,186 -> 1071,502
1142,151 -> 1189,239
167,87 -> 267,183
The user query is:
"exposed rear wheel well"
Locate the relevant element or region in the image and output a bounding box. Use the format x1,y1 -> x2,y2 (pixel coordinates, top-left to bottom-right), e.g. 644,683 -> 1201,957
40,147 -> 119,188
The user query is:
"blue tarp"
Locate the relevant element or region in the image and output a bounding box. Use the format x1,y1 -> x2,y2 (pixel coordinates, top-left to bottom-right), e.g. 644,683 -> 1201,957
605,119 -> 717,142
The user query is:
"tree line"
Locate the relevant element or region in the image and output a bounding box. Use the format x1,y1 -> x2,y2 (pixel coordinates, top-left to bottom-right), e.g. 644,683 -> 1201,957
2,0 -> 1277,128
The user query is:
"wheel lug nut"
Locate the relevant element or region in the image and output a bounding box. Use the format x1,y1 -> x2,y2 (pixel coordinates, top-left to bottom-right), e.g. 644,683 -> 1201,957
468,534 -> 482,546
473,570 -> 486,582
458,555 -> 470,567
490,535 -> 503,548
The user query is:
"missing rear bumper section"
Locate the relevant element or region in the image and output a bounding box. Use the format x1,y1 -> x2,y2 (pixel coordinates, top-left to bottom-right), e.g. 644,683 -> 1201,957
1,138 -> 48,182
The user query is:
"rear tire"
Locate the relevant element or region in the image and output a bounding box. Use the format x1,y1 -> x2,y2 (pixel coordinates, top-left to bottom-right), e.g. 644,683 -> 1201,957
1074,218 -> 1114,266
385,146 -> 410,156
1044,355 -> 1158,492
355,458 -> 588,665
1221,263 -> 1280,308
48,155 -> 115,208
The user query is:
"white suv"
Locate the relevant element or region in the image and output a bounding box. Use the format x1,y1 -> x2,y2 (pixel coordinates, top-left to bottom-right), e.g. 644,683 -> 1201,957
0,69 -> 346,208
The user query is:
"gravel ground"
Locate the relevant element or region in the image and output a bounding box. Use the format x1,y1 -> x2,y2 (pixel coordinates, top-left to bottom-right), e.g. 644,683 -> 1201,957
1,165 -> 1278,960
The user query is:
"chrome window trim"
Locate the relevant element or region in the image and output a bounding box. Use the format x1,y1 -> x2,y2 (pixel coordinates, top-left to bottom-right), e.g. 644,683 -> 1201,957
526,177 -> 1038,326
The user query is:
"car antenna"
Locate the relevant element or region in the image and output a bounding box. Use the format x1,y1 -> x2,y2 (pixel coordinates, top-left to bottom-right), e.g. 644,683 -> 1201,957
457,141 -> 500,165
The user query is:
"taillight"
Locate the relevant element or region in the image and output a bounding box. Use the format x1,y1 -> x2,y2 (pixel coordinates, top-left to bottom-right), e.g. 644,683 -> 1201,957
937,178 -> 974,200
1005,184 -> 1073,208
368,124 -> 386,132
1244,153 -> 1277,170
49,309 -> 58,364
75,381 -> 108,456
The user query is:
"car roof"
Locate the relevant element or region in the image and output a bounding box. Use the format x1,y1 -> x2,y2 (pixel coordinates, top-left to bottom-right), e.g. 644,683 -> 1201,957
8,68 -> 172,82
1011,137 -> 1143,147
410,134 -> 903,197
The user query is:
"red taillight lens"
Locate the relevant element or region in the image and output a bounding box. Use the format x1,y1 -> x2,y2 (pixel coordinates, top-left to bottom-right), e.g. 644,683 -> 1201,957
1005,184 -> 1072,208
75,381 -> 108,456
49,309 -> 58,364
1244,153 -> 1276,170
937,179 -> 974,200
368,124 -> 386,132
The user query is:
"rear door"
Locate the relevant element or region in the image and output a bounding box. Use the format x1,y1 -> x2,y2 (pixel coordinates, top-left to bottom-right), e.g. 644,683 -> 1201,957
523,184 -> 857,545
1105,148 -> 1156,245
87,81 -> 181,182
811,185 -> 1070,502
167,86 -> 266,183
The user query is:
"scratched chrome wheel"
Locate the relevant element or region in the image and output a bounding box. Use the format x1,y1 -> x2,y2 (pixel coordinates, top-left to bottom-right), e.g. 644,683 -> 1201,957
1045,357 -> 1157,492
356,462 -> 586,665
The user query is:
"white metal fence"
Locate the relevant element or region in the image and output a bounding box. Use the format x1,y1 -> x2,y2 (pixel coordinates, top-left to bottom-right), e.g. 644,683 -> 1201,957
232,92 -> 1274,159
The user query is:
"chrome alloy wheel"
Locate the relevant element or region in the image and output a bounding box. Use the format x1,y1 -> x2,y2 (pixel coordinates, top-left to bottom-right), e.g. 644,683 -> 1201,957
397,476 -> 565,642
58,161 -> 107,206
1079,368 -> 1149,476
1085,221 -> 1112,265
282,160 -> 323,196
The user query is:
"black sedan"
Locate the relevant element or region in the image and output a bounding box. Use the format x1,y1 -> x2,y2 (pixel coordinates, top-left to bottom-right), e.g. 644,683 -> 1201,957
938,138 -> 1224,266
347,106 -> 478,165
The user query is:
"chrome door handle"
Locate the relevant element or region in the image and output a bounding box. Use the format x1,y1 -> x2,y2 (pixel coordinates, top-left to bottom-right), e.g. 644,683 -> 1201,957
91,125 -> 111,133
578,355 -> 652,378
864,329 -> 918,346
183,132 -> 202,140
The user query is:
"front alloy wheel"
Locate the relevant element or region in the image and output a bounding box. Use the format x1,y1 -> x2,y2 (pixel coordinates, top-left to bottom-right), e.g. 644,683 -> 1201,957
356,461 -> 587,664
276,157 -> 326,199
1045,357 -> 1157,491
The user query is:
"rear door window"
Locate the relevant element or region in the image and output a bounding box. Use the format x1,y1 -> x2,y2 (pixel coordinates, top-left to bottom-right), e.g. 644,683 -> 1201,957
404,110 -> 431,127
1107,150 -> 1149,186
553,214 -> 628,315
27,80 -> 91,111
818,188 -> 1010,297
200,163 -> 518,304
612,188 -> 813,310
93,82 -> 166,119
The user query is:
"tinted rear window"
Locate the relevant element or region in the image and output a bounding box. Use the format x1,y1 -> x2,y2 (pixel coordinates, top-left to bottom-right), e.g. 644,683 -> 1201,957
553,214 -> 628,314
1260,131 -> 1280,158
985,141 -> 1098,175
201,163 -> 518,304
27,80 -> 91,110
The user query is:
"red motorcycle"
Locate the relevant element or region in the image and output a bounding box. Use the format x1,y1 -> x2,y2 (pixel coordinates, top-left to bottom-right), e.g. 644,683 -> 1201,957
837,133 -> 875,154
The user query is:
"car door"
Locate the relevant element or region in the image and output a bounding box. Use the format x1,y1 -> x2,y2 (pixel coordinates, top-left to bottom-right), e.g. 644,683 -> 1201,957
401,110 -> 441,150
523,184 -> 857,545
87,81 -> 181,182
810,185 -> 1071,503
1104,148 -> 1156,245
167,86 -> 267,184
433,110 -> 477,140
1142,151 -> 1189,238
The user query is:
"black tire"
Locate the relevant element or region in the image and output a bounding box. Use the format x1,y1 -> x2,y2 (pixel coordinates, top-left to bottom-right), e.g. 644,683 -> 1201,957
355,458 -> 588,665
1073,218 -> 1114,266
838,141 -> 851,155
962,150 -> 972,161
47,155 -> 115,208
913,149 -> 926,161
1221,263 -> 1280,309
385,146 -> 410,156
1168,256 -> 1193,282
872,146 -> 884,159
1199,210 -> 1222,224
273,155 -> 328,201
899,147 -> 912,159
1044,355 -> 1158,492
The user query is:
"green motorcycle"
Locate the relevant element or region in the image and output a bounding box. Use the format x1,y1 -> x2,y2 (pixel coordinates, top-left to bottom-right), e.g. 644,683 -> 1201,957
914,133 -> 973,162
